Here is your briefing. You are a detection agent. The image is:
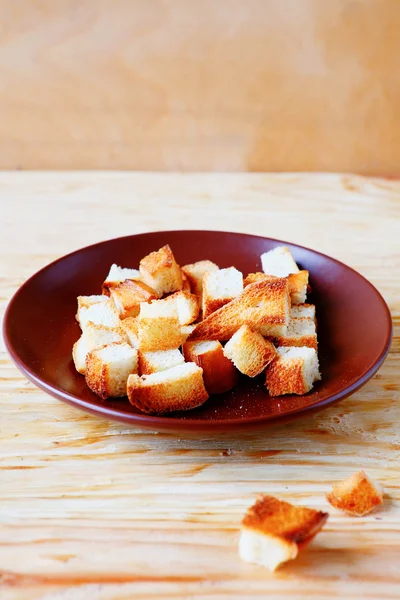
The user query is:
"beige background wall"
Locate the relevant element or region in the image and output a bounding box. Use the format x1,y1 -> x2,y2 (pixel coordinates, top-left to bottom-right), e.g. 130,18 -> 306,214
1,0 -> 399,173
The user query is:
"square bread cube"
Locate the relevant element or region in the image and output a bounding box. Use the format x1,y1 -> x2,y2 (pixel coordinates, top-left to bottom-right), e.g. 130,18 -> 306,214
223,324 -> 277,377
261,246 -> 300,277
161,291 -> 199,325
127,362 -> 208,414
183,340 -> 238,394
139,244 -> 182,297
77,298 -> 120,330
290,304 -> 316,321
275,317 -> 317,350
181,260 -> 219,301
202,267 -> 244,318
265,347 -> 321,396
85,342 -> 138,399
139,348 -> 185,375
326,470 -> 383,516
102,264 -> 141,294
239,495 -> 328,571
72,323 -> 126,375
109,279 -> 157,319
138,300 -> 182,352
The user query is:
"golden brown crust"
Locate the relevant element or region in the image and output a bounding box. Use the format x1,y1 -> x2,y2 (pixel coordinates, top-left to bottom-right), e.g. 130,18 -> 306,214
109,280 -> 157,319
326,471 -> 383,516
243,273 -> 277,287
265,357 -> 307,396
139,245 -> 183,296
188,279 -> 290,342
276,335 -> 317,351
183,341 -> 238,394
85,348 -> 109,400
224,324 -> 277,377
288,271 -> 309,304
127,368 -> 209,414
202,297 -> 233,319
181,271 -> 191,293
138,315 -> 182,352
242,495 -> 328,545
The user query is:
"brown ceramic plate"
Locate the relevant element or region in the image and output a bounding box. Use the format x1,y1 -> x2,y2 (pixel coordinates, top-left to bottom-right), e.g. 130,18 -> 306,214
3,230 -> 392,432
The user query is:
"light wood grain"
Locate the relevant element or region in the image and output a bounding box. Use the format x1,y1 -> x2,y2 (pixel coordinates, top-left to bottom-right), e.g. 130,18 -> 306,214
1,172 -> 399,599
1,1 -> 400,173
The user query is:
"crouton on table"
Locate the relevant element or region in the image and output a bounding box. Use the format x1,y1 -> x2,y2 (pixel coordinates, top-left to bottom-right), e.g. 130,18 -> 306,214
326,470 -> 383,516
239,495 -> 328,571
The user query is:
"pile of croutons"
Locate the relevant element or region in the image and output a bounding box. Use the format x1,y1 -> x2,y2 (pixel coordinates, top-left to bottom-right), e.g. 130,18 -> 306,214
73,244 -> 321,414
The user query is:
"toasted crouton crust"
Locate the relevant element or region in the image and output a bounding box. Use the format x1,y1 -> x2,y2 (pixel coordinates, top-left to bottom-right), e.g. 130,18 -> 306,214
183,340 -> 238,394
138,301 -> 182,352
109,279 -> 158,319
223,325 -> 277,377
188,279 -> 290,342
181,272 -> 191,293
120,317 -> 139,348
265,347 -> 320,396
326,471 -> 383,516
242,495 -> 328,545
127,363 -> 209,414
288,271 -> 309,305
139,244 -> 182,297
243,273 -> 276,287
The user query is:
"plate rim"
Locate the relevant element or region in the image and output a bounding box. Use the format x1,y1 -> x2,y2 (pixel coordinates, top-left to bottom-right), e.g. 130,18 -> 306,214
3,230 -> 393,430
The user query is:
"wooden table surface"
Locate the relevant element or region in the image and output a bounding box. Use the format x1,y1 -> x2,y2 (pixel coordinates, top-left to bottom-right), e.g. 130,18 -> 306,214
1,172 -> 399,600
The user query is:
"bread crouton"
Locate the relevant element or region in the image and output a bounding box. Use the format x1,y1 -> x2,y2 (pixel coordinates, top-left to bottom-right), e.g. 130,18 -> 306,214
239,495 -> 328,571
138,300 -> 181,352
161,291 -> 199,325
275,317 -> 317,350
290,303 -> 316,321
182,260 -> 219,295
120,317 -> 139,348
181,324 -> 196,344
265,347 -> 321,396
72,323 -> 127,375
326,471 -> 383,516
109,279 -> 157,319
139,245 -> 182,297
183,340 -> 238,394
202,267 -> 243,318
188,279 -> 290,342
244,271 -> 308,305
139,348 -> 185,375
77,295 -> 108,311
85,342 -> 138,399
127,362 -> 208,414
288,271 -> 309,305
77,298 -> 120,330
243,272 -> 276,287
261,246 -> 300,277
102,264 -> 141,294
223,324 -> 277,377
